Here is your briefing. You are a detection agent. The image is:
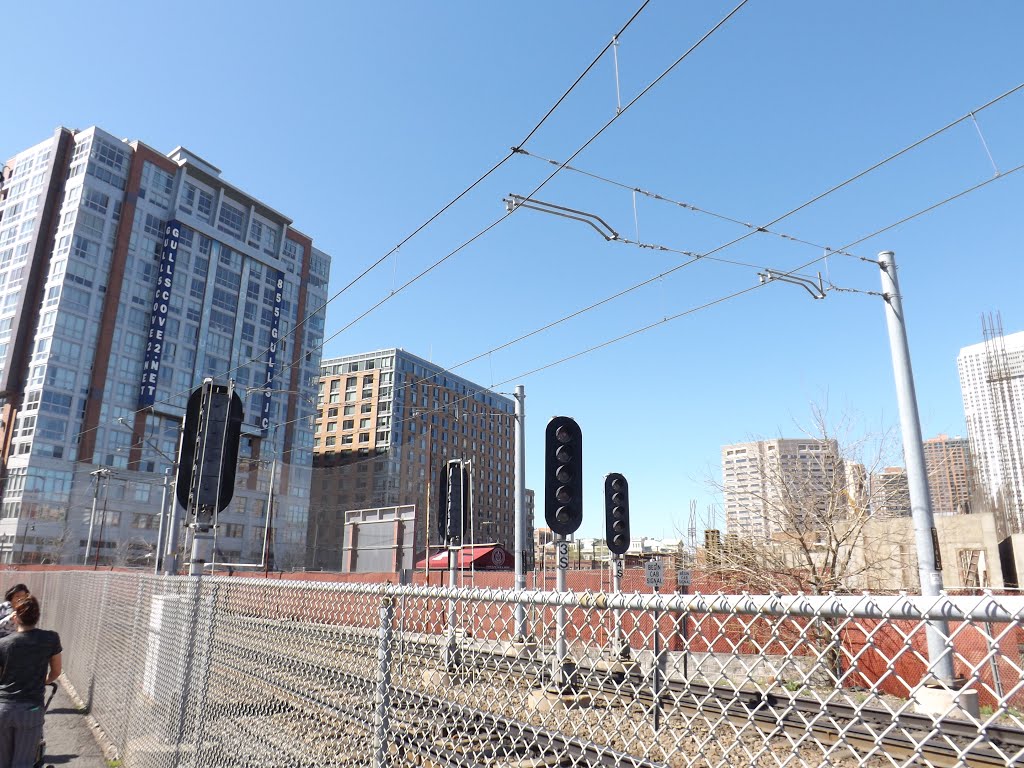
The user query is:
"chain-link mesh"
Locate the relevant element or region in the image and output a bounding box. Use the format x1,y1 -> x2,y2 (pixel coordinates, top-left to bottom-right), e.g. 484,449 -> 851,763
14,571 -> 1024,767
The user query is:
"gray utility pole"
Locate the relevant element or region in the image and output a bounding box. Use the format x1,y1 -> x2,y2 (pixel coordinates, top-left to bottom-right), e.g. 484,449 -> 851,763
513,385 -> 527,639
878,250 -> 955,684
83,468 -> 110,565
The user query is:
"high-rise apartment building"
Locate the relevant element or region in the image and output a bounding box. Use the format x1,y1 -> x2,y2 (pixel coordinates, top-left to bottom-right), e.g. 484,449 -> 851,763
923,434 -> 973,515
722,438 -> 842,538
958,330 -> 1024,533
0,127 -> 329,565
308,349 -> 515,570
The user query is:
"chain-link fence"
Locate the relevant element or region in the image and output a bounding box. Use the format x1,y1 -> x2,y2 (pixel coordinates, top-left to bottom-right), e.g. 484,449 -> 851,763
15,570 -> 1024,767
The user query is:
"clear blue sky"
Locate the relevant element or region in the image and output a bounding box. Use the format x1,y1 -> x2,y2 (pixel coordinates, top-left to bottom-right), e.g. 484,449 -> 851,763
4,1 -> 1024,539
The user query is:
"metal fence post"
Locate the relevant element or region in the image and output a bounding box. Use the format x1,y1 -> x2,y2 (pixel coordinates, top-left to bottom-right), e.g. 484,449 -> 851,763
373,593 -> 395,768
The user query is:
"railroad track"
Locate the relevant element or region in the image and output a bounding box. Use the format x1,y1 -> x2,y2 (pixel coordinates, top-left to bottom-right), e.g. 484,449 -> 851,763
207,653 -> 654,767
184,613 -> 1023,767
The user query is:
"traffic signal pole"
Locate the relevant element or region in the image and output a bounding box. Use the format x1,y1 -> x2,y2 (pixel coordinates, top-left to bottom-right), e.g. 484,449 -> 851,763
446,532 -> 459,673
513,385 -> 527,640
555,535 -> 569,690
611,555 -> 627,659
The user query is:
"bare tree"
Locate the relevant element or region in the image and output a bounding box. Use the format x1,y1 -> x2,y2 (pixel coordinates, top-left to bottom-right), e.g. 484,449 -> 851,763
705,405 -> 907,595
43,526 -> 78,565
111,537 -> 154,568
700,406 -> 918,689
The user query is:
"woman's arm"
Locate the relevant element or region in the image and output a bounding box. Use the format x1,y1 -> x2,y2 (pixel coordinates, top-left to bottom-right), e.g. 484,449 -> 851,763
45,653 -> 62,684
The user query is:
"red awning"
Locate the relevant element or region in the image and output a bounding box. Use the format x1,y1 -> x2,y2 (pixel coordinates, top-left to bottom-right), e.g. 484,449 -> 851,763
414,544 -> 512,571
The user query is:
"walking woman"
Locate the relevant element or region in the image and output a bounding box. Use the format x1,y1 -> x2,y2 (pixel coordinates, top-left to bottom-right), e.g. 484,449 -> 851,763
0,597 -> 62,768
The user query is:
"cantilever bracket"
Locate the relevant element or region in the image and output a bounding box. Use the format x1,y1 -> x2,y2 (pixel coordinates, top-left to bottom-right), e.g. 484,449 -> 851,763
504,194 -> 619,241
758,269 -> 827,300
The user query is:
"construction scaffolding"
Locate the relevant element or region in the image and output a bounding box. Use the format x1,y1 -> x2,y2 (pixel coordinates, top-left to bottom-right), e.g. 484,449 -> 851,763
982,312 -> 1024,534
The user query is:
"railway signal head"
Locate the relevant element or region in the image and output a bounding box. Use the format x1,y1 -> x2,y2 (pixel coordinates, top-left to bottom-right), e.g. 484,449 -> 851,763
604,473 -> 630,555
545,416 -> 583,536
438,459 -> 469,542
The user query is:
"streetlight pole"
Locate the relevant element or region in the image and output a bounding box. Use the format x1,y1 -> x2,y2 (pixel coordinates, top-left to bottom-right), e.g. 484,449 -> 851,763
247,387 -> 317,574
262,422 -> 282,576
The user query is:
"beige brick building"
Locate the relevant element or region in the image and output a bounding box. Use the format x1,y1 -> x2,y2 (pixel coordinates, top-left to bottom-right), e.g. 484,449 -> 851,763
722,439 -> 841,538
308,349 -> 516,571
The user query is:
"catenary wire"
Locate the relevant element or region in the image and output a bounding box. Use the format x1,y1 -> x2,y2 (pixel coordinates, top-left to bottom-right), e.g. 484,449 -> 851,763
72,1 -> 656,444
267,151 -> 1024,448
235,0 -> 653,375
80,35 -> 1022,454
300,158 -> 1024,463
302,77 -> 1024,395
254,1 -> 756,385
225,0 -> 755,405
513,147 -> 867,260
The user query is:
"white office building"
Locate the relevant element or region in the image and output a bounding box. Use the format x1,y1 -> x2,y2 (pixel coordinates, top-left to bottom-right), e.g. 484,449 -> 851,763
0,126 -> 330,565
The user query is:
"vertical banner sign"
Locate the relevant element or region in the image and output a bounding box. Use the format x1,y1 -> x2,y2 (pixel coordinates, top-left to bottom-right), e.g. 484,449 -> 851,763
138,220 -> 181,407
261,269 -> 286,435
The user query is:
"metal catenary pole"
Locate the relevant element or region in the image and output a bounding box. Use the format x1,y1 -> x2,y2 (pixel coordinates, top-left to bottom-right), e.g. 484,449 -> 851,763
513,385 -> 527,639
878,250 -> 954,684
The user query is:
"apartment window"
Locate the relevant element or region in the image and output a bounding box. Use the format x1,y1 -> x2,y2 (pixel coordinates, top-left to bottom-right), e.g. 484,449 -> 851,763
343,405 -> 355,415
82,187 -> 109,215
358,433 -> 370,443
361,403 -> 372,414
181,182 -> 197,213
248,219 -> 264,247
217,202 -> 245,239
342,420 -> 354,429
359,418 -> 370,429
197,190 -> 214,222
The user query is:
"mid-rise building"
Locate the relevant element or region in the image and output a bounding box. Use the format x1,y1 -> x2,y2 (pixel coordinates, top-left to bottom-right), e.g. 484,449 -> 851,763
308,349 -> 516,570
0,127 -> 329,565
923,434 -> 973,515
958,330 -> 1024,533
722,438 -> 842,538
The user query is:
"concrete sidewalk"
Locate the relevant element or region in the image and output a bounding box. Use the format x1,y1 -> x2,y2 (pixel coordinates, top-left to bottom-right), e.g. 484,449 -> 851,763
38,683 -> 108,767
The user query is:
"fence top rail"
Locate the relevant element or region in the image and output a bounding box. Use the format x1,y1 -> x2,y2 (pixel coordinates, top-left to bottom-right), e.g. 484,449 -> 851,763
40,571 -> 1024,622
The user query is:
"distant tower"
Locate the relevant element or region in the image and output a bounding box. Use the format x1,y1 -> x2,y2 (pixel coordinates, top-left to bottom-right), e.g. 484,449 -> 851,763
922,434 -> 973,515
